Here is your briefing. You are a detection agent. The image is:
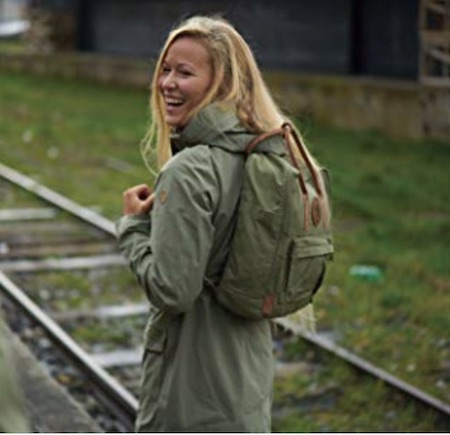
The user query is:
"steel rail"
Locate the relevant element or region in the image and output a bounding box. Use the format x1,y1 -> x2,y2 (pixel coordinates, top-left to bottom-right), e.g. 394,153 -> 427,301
1,162 -> 449,421
274,317 -> 450,419
0,162 -> 115,236
0,271 -> 138,430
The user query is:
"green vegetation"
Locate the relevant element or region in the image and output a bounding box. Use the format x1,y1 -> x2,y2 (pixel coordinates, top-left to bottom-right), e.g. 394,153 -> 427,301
0,70 -> 449,431
0,39 -> 26,54
12,269 -> 144,311
299,122 -> 450,404
272,341 -> 444,432
0,70 -> 150,218
64,316 -> 147,351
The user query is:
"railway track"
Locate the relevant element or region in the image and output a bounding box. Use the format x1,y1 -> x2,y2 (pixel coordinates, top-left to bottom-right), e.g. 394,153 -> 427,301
0,161 -> 449,432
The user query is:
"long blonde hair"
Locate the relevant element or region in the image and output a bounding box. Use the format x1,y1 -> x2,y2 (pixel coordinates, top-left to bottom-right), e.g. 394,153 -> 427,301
141,15 -> 315,174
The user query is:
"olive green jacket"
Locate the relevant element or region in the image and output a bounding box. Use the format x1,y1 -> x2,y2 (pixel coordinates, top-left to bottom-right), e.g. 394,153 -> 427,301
116,105 -> 285,432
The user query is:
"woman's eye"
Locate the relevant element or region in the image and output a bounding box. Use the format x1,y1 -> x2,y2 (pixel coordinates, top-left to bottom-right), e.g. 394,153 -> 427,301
161,66 -> 171,74
180,70 -> 192,77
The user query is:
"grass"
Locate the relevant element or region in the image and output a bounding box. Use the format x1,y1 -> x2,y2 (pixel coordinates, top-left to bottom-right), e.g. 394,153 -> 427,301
0,39 -> 26,54
12,269 -> 145,311
272,340 -> 444,432
64,316 -> 147,351
0,70 -> 449,431
0,70 -> 151,218
297,123 -> 450,405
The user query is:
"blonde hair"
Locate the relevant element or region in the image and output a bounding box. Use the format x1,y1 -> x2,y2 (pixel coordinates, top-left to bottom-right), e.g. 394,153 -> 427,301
141,15 -> 312,173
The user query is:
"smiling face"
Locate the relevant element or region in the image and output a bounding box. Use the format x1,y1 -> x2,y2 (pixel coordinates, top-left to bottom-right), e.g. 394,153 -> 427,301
158,36 -> 213,129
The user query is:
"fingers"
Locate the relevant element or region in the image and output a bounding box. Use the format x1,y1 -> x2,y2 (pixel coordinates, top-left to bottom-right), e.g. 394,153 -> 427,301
123,184 -> 150,199
122,184 -> 153,216
123,184 -> 151,201
137,192 -> 155,214
144,193 -> 155,209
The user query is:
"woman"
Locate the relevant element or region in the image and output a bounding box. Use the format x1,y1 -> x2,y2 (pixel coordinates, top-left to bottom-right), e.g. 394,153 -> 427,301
116,15 -> 319,432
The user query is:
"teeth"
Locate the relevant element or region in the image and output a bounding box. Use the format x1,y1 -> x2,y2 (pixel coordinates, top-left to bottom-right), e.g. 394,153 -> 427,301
165,97 -> 183,105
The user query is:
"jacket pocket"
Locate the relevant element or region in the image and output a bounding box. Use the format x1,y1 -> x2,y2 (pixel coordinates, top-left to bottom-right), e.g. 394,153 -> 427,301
142,311 -> 171,353
137,334 -> 167,432
136,313 -> 171,430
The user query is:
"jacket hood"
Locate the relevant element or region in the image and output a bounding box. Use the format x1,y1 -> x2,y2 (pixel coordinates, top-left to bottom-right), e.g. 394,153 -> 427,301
171,104 -> 287,156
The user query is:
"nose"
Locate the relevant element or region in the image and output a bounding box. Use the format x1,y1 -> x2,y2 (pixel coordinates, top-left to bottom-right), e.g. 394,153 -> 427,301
160,71 -> 176,90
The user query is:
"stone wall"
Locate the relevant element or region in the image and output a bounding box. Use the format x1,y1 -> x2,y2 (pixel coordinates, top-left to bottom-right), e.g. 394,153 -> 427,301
0,51 -> 151,87
267,72 -> 429,139
0,51 -> 448,141
23,4 -> 78,53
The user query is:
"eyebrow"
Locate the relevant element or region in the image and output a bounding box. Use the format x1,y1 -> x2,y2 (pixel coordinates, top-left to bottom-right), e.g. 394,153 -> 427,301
162,60 -> 194,70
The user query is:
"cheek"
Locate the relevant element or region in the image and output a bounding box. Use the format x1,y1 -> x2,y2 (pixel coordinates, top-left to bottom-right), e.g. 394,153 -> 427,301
157,76 -> 164,92
194,80 -> 212,101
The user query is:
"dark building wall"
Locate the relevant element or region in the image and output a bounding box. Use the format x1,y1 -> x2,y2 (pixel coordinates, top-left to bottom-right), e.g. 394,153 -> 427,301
229,0 -> 352,73
79,0 -> 232,58
353,0 -> 419,78
78,0 -> 353,74
75,0 -> 418,79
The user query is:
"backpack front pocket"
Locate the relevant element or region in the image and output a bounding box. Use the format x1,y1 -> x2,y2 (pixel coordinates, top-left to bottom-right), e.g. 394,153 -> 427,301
273,236 -> 332,314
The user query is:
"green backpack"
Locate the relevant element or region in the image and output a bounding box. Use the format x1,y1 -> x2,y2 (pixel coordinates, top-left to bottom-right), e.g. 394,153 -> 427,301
215,123 -> 334,319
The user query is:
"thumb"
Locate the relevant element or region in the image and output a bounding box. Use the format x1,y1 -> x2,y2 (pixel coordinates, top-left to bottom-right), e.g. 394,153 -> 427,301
143,193 -> 155,211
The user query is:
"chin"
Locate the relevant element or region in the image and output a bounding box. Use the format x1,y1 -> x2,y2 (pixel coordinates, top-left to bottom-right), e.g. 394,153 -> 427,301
166,118 -> 187,129
165,117 -> 181,128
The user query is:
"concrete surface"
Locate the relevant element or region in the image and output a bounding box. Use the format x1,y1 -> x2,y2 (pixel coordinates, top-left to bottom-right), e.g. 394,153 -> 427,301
10,332 -> 103,433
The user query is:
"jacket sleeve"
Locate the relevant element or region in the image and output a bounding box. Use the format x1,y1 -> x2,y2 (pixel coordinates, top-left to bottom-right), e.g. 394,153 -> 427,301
116,149 -> 217,314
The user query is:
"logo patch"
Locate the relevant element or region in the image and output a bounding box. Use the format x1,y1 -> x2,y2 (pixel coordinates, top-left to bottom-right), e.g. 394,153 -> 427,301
159,190 -> 168,204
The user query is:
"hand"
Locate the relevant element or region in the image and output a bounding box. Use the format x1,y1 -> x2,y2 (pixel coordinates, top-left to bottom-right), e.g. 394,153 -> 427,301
122,184 -> 155,216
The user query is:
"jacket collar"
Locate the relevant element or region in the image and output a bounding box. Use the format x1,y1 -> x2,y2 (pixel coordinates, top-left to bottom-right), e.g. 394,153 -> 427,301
171,104 -> 286,156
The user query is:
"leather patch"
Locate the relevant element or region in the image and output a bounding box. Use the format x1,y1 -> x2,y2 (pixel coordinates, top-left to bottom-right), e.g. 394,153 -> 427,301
311,197 -> 322,227
159,190 -> 168,204
261,294 -> 275,317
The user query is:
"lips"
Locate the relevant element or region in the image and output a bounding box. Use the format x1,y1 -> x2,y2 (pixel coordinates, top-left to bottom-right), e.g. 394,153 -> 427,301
164,95 -> 184,107
161,92 -> 189,126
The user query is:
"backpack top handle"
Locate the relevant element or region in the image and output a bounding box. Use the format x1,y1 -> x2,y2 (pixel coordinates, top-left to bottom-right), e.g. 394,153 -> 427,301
246,123 -> 329,231
245,123 -> 323,198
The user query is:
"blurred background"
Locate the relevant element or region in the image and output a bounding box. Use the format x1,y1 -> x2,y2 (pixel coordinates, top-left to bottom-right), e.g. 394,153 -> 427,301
0,0 -> 449,432
1,0 -> 449,138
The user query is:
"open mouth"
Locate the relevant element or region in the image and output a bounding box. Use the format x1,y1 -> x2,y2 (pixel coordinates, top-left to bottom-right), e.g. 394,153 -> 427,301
165,97 -> 184,109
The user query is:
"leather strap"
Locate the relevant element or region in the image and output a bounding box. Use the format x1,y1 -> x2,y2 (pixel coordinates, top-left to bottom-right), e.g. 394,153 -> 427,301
245,128 -> 284,154
246,123 -> 329,230
281,123 -> 323,197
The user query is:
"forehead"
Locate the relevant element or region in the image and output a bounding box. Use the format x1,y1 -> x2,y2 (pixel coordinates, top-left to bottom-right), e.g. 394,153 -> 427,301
164,36 -> 210,65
